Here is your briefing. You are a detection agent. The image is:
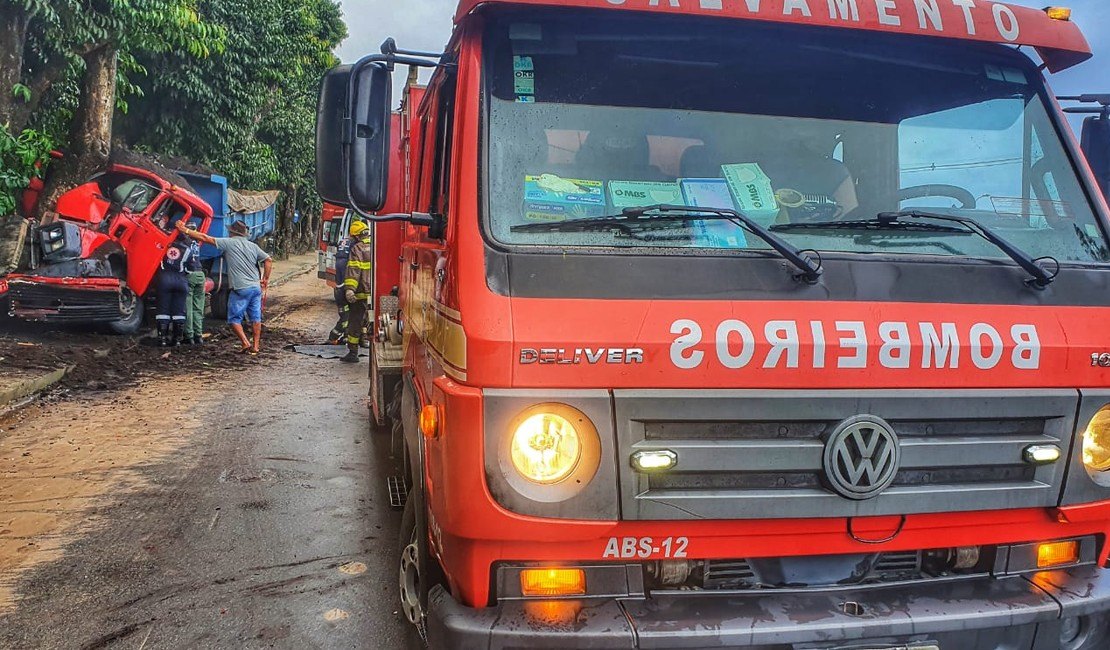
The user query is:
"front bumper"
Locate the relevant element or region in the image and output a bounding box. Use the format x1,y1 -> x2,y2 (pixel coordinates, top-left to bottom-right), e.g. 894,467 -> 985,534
4,275 -> 124,322
428,565 -> 1110,649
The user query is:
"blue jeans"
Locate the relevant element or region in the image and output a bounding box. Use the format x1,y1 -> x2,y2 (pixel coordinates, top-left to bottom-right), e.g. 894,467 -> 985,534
227,286 -> 262,325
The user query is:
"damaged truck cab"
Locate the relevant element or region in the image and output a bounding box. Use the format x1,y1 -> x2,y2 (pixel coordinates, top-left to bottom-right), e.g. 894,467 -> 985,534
2,165 -> 213,333
320,1 -> 1110,648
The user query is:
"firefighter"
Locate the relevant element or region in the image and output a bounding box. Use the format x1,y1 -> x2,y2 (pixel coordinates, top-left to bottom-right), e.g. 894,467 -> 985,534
341,220 -> 372,363
327,230 -> 353,344
155,236 -> 195,347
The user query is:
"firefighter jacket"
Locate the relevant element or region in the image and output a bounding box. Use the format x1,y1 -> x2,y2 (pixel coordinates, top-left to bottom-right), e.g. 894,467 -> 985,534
343,234 -> 373,301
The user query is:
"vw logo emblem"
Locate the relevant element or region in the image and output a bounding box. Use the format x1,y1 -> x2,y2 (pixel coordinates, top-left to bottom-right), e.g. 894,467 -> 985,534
823,415 -> 901,500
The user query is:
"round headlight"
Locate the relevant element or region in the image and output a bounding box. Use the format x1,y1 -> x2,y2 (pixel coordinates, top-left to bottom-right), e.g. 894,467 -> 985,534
510,411 -> 582,484
1082,406 -> 1110,472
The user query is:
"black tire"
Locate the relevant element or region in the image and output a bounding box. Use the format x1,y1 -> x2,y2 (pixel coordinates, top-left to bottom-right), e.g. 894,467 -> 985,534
106,288 -> 143,335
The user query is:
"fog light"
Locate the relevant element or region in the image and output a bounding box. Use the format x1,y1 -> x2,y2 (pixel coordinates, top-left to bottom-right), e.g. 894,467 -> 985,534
631,449 -> 678,472
1044,6 -> 1072,21
1037,540 -> 1079,568
520,568 -> 586,597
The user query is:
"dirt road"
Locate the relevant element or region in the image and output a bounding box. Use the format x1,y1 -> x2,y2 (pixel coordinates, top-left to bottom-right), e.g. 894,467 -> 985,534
0,260 -> 408,649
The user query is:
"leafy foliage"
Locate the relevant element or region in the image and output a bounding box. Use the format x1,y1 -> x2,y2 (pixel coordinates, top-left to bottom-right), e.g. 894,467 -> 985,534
0,126 -> 52,218
120,0 -> 345,251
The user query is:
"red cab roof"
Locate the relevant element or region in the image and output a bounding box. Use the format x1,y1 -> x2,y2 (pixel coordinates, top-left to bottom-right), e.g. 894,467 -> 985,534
456,0 -> 1091,72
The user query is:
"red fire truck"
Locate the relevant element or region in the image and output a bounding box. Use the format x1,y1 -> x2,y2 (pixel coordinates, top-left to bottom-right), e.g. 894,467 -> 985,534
318,2 -> 1110,648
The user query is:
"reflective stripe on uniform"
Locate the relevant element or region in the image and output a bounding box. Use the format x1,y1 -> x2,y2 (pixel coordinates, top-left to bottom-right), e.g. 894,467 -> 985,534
347,260 -> 372,270
347,335 -> 361,344
343,278 -> 358,288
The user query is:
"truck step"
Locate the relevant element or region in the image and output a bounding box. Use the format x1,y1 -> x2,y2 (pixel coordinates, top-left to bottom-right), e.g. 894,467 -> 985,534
387,475 -> 407,510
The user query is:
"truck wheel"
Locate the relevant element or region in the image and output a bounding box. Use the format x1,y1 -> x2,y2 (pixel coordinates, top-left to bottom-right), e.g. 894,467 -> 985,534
399,489 -> 445,649
107,289 -> 144,335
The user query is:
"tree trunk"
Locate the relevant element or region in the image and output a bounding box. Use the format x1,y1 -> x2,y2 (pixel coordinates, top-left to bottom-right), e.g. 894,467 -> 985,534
275,185 -> 296,259
37,44 -> 118,217
0,6 -> 29,129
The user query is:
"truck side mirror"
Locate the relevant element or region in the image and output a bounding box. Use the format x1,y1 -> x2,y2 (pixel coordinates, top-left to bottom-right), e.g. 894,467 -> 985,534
1081,115 -> 1110,200
315,62 -> 393,213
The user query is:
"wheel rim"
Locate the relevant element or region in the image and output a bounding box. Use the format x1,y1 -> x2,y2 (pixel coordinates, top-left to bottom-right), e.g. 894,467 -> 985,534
119,288 -> 139,320
399,534 -> 426,636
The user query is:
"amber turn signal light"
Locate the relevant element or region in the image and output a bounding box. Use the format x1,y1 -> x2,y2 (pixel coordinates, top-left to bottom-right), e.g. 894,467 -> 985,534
1037,540 -> 1079,568
520,568 -> 586,597
1044,7 -> 1072,21
419,404 -> 440,439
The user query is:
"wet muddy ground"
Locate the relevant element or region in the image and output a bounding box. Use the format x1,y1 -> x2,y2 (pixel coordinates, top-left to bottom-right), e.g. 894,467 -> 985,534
0,260 -> 408,649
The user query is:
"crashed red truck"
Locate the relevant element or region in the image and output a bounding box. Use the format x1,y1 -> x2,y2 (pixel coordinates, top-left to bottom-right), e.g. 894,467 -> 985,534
2,165 -> 214,334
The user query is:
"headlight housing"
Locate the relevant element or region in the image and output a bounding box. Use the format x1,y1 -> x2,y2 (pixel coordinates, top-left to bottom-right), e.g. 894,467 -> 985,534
1082,405 -> 1110,472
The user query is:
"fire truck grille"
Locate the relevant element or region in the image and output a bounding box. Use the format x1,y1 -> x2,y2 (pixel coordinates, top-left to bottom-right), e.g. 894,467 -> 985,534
700,551 -> 925,590
614,390 -> 1077,520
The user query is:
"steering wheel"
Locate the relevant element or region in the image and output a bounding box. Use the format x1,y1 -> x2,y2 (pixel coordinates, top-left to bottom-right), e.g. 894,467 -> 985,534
897,184 -> 976,209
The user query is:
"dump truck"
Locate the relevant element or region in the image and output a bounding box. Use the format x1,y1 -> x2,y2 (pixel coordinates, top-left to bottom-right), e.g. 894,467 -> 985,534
318,1 -> 1110,648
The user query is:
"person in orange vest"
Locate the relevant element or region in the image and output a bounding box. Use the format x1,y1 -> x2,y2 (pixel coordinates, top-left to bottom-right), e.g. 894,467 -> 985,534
341,220 -> 373,363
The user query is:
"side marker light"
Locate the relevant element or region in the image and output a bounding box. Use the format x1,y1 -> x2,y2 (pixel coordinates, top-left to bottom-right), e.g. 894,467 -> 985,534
1037,540 -> 1080,568
419,404 -> 440,439
520,568 -> 586,597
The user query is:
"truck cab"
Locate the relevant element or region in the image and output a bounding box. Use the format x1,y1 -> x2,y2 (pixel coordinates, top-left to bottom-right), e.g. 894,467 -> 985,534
320,2 -> 1110,648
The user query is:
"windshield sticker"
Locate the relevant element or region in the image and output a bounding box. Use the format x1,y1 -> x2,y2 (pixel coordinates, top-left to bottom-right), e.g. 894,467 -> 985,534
513,56 -> 535,102
609,181 -> 684,209
722,163 -> 780,226
523,175 -> 605,221
514,70 -> 535,95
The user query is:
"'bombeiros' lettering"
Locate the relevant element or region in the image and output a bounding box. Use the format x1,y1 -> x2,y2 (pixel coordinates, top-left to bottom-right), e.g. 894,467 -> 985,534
670,319 -> 1040,371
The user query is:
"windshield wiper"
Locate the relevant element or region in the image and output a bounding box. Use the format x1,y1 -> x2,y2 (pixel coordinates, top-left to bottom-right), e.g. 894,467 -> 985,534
511,204 -> 822,283
777,210 -> 1058,289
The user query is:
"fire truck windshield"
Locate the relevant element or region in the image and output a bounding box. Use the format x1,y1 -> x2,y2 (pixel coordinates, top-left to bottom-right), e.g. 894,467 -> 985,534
484,10 -> 1110,264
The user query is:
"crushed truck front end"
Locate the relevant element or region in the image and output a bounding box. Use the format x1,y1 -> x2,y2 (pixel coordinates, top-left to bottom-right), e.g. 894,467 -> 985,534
331,0 -> 1110,647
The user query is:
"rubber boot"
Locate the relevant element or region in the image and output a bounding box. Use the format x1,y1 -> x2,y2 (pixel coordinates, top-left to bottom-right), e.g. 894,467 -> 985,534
157,321 -> 171,347
171,321 -> 185,347
341,348 -> 360,363
193,335 -> 204,345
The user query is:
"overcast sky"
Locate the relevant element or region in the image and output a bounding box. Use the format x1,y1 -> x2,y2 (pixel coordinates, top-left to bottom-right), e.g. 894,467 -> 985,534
335,0 -> 1107,123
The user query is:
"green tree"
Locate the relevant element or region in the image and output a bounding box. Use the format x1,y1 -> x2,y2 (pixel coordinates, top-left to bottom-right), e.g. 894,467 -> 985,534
120,0 -> 346,255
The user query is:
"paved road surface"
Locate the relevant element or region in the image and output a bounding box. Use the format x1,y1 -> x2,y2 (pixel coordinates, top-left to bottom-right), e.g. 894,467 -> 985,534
0,266 -> 409,649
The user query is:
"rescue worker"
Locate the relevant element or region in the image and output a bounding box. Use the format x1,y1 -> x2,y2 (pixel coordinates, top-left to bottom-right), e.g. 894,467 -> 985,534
182,238 -> 206,345
327,230 -> 353,345
341,220 -> 372,363
155,235 -> 194,347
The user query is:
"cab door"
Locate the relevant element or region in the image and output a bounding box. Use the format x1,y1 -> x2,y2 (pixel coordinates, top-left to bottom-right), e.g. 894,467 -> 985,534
402,68 -> 460,396
108,192 -> 189,296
